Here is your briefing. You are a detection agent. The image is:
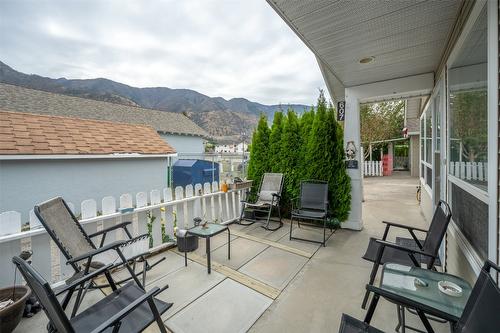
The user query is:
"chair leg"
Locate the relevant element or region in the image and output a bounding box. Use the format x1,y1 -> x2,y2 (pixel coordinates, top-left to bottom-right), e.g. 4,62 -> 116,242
363,293 -> 380,324
323,217 -> 326,247
289,215 -> 294,240
362,261 -> 380,309
147,298 -> 168,333
262,208 -> 280,231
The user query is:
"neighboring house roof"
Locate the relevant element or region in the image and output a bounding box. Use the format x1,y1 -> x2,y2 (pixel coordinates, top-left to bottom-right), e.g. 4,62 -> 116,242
0,83 -> 209,138
0,110 -> 176,157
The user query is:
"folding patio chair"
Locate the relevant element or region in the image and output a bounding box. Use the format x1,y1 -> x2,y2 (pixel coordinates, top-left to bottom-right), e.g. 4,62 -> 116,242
238,173 -> 284,231
339,260 -> 500,333
12,256 -> 172,333
34,197 -> 166,314
289,180 -> 331,247
361,200 -> 451,308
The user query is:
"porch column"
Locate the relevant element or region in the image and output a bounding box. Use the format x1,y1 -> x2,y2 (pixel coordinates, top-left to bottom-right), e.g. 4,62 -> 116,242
343,88 -> 363,230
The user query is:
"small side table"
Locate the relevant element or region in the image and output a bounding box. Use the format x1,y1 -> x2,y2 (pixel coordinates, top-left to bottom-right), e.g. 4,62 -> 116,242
184,223 -> 230,274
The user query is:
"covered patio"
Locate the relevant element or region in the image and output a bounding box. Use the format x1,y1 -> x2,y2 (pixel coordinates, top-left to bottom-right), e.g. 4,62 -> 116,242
16,173 -> 447,333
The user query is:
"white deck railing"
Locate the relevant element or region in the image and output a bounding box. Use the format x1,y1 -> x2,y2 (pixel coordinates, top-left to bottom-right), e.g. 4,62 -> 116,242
363,161 -> 383,177
0,182 -> 247,287
449,161 -> 488,182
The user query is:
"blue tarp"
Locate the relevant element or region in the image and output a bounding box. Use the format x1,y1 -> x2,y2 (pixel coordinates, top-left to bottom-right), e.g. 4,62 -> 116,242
173,159 -> 219,188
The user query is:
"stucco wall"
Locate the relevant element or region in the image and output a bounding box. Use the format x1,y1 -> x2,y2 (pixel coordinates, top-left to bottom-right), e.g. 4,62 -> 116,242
161,134 -> 204,155
0,157 -> 168,221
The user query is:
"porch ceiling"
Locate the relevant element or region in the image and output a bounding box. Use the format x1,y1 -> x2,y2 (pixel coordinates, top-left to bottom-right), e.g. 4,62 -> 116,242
267,0 -> 463,100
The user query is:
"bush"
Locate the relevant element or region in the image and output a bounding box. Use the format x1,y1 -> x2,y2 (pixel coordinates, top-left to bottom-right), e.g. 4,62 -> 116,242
246,91 -> 351,221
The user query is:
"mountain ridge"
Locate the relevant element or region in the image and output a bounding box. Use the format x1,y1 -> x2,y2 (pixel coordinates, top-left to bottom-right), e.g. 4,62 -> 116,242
0,61 -> 309,142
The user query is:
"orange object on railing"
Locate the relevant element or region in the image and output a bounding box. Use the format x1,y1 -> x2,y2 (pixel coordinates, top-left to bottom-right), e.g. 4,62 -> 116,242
221,181 -> 228,192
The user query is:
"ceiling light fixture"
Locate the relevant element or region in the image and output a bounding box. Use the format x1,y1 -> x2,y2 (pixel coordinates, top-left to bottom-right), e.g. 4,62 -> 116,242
359,56 -> 375,64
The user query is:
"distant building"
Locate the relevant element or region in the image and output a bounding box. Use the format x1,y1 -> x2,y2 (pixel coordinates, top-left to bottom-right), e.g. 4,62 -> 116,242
0,110 -> 176,221
0,83 -> 209,155
215,142 -> 248,153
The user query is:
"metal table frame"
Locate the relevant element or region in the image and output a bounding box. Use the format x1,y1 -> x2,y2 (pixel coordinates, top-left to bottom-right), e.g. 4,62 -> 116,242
363,264 -> 472,333
183,224 -> 230,274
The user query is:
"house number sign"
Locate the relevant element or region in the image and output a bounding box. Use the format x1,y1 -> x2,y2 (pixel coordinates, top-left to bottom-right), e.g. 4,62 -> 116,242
337,101 -> 345,121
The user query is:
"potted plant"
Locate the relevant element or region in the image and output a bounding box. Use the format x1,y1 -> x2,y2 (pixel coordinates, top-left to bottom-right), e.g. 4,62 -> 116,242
176,216 -> 199,253
0,285 -> 31,333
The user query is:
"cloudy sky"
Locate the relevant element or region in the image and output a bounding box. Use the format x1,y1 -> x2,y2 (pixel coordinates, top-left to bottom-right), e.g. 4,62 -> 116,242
0,0 -> 328,105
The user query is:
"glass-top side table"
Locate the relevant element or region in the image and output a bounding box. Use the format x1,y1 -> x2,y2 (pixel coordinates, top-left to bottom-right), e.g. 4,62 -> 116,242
380,263 -> 472,320
184,223 -> 230,274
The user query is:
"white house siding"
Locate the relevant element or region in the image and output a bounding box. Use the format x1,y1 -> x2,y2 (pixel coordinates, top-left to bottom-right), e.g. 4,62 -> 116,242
446,231 -> 478,285
160,134 -> 204,156
0,157 -> 168,221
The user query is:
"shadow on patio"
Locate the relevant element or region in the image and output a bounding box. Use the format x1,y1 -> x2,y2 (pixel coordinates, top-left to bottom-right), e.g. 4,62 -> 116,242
16,173 -> 447,333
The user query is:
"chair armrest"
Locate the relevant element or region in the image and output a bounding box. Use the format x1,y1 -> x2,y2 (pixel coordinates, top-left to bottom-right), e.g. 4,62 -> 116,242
67,240 -> 125,264
375,239 -> 436,258
89,285 -> 168,333
88,222 -> 131,238
382,221 -> 428,233
271,193 -> 281,198
55,264 -> 113,296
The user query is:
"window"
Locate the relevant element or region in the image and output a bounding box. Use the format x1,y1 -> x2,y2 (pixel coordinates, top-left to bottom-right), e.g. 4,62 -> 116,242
447,5 -> 488,259
420,106 -> 432,189
448,6 -> 487,192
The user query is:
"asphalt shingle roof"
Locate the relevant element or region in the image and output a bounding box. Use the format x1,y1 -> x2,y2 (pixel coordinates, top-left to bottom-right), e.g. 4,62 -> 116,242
0,110 -> 176,155
0,83 -> 209,138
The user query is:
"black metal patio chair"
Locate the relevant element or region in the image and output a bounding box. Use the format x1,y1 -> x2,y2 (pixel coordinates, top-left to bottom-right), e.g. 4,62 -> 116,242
238,172 -> 284,231
289,180 -> 331,247
34,197 -> 166,315
339,260 -> 500,333
361,200 -> 451,308
12,256 -> 172,333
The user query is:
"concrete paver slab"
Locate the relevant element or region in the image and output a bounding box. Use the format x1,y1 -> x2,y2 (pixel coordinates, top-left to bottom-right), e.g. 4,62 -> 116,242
244,222 -> 291,241
166,278 -> 272,333
210,237 -> 269,270
277,227 -> 324,253
152,259 -> 225,319
193,233 -> 238,258
239,247 -> 308,290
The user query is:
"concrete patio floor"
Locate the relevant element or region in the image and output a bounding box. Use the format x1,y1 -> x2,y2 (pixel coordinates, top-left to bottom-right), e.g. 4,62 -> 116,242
16,172 -> 448,332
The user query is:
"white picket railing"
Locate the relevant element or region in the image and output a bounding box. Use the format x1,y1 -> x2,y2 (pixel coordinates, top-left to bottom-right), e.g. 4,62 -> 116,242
0,182 -> 247,287
449,161 -> 488,182
363,161 -> 383,177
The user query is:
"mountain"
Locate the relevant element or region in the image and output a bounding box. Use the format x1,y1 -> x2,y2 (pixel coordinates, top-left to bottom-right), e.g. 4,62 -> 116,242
0,61 -> 309,142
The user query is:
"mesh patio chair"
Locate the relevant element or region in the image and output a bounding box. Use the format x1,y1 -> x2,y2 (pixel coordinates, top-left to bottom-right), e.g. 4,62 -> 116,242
34,197 -> 166,314
12,256 -> 172,333
361,200 -> 451,309
238,173 -> 284,231
340,260 -> 500,333
289,180 -> 331,247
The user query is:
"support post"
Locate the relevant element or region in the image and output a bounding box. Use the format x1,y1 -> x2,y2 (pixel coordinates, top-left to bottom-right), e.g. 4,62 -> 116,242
342,89 -> 363,230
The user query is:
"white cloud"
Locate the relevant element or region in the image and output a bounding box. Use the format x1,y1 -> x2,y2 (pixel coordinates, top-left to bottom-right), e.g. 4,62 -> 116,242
0,0 -> 328,105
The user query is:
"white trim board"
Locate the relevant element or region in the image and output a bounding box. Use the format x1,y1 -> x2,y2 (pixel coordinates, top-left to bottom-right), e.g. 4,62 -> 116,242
0,153 -> 177,160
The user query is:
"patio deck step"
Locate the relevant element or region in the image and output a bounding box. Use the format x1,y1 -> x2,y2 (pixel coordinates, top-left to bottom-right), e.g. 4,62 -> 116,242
230,230 -> 314,258
185,251 -> 280,300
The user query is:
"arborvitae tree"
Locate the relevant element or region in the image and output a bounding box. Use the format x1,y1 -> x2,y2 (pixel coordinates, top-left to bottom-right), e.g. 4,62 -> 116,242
305,92 -> 329,180
279,109 -> 302,213
305,91 -> 351,221
268,111 -> 284,172
326,103 -> 351,221
247,114 -> 270,196
298,106 -> 315,172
